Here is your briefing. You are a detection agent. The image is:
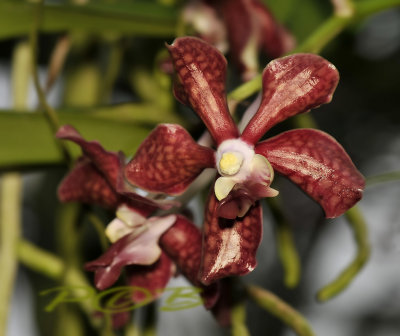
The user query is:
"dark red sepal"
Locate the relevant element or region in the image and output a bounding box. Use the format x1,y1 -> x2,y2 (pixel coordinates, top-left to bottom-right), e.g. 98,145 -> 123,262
58,157 -> 120,209
200,193 -> 262,285
241,53 -> 340,144
56,125 -> 120,185
124,124 -> 215,195
125,252 -> 174,303
160,215 -> 220,309
167,37 -> 239,145
256,129 -> 365,217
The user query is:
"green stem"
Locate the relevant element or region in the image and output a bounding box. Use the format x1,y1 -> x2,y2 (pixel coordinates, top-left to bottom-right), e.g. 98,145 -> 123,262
247,285 -> 315,336
17,239 -> 103,329
268,199 -> 301,288
317,206 -> 370,301
0,173 -> 22,336
228,0 -> 400,103
87,213 -> 110,252
366,171 -> 400,186
29,0 -> 72,163
231,301 -> 250,336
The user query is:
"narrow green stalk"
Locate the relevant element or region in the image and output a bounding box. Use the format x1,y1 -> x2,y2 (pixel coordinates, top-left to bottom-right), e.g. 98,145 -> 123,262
231,301 -> 250,336
99,41 -> 123,104
366,171 -> 400,186
29,0 -> 72,163
268,199 -> 301,288
317,206 -> 370,301
0,174 -> 22,336
87,213 -> 110,252
247,285 -> 315,336
17,239 -> 103,329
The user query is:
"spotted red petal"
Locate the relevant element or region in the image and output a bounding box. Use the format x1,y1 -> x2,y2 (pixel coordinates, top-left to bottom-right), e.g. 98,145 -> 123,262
220,0 -> 295,80
200,193 -> 262,285
167,37 -> 239,145
241,54 -> 340,144
160,215 -> 220,309
58,157 -> 120,209
56,125 -> 120,186
125,252 -> 174,303
124,124 -> 215,195
256,129 -> 365,218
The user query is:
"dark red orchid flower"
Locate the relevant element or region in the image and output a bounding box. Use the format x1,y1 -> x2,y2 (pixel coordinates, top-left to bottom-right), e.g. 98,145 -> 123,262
183,0 -> 295,80
56,126 -> 219,311
124,37 -> 365,284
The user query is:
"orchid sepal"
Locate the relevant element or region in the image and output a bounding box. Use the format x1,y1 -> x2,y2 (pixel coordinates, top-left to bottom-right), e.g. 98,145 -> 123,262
256,128 -> 365,217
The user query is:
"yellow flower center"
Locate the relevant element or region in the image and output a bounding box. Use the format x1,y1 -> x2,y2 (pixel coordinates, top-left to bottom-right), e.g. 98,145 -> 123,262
219,152 -> 243,176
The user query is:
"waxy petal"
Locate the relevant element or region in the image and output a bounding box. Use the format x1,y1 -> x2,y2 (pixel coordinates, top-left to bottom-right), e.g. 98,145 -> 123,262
200,193 -> 262,285
241,54 -> 339,144
160,215 -> 220,309
85,215 -> 176,290
256,129 -> 365,217
56,125 -> 119,185
58,158 -> 120,209
125,252 -> 174,303
221,0 -> 295,80
167,37 -> 239,145
125,124 -> 215,195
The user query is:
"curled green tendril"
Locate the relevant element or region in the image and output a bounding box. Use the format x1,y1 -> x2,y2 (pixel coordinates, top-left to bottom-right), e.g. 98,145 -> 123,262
317,206 -> 370,301
247,285 -> 315,336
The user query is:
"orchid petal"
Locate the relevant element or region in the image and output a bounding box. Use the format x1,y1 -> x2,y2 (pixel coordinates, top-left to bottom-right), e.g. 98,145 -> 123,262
167,37 -> 239,145
125,252 -> 174,303
256,129 -> 365,217
85,215 -> 176,290
241,54 -> 340,144
200,194 -> 262,285
125,124 -> 215,195
56,125 -> 120,186
57,157 -> 120,209
160,215 -> 220,309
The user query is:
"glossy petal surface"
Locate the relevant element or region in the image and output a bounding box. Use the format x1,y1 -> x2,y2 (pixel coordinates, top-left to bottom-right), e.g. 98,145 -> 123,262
125,124 -> 215,195
125,252 -> 174,303
200,193 -> 262,285
168,37 -> 239,145
241,54 -> 339,144
160,215 -> 220,308
256,129 -> 365,217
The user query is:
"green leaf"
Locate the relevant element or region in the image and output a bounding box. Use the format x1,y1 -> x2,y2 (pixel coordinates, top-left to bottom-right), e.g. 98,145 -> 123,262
0,1 -> 178,40
0,104 -> 185,168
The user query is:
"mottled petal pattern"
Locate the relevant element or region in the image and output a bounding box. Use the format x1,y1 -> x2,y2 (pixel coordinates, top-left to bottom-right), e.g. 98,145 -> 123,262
241,54 -> 340,144
200,193 -> 262,285
58,157 -> 120,209
125,252 -> 174,303
56,125 -> 120,186
168,37 -> 239,145
160,215 -> 220,309
125,124 -> 215,195
256,129 -> 365,217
